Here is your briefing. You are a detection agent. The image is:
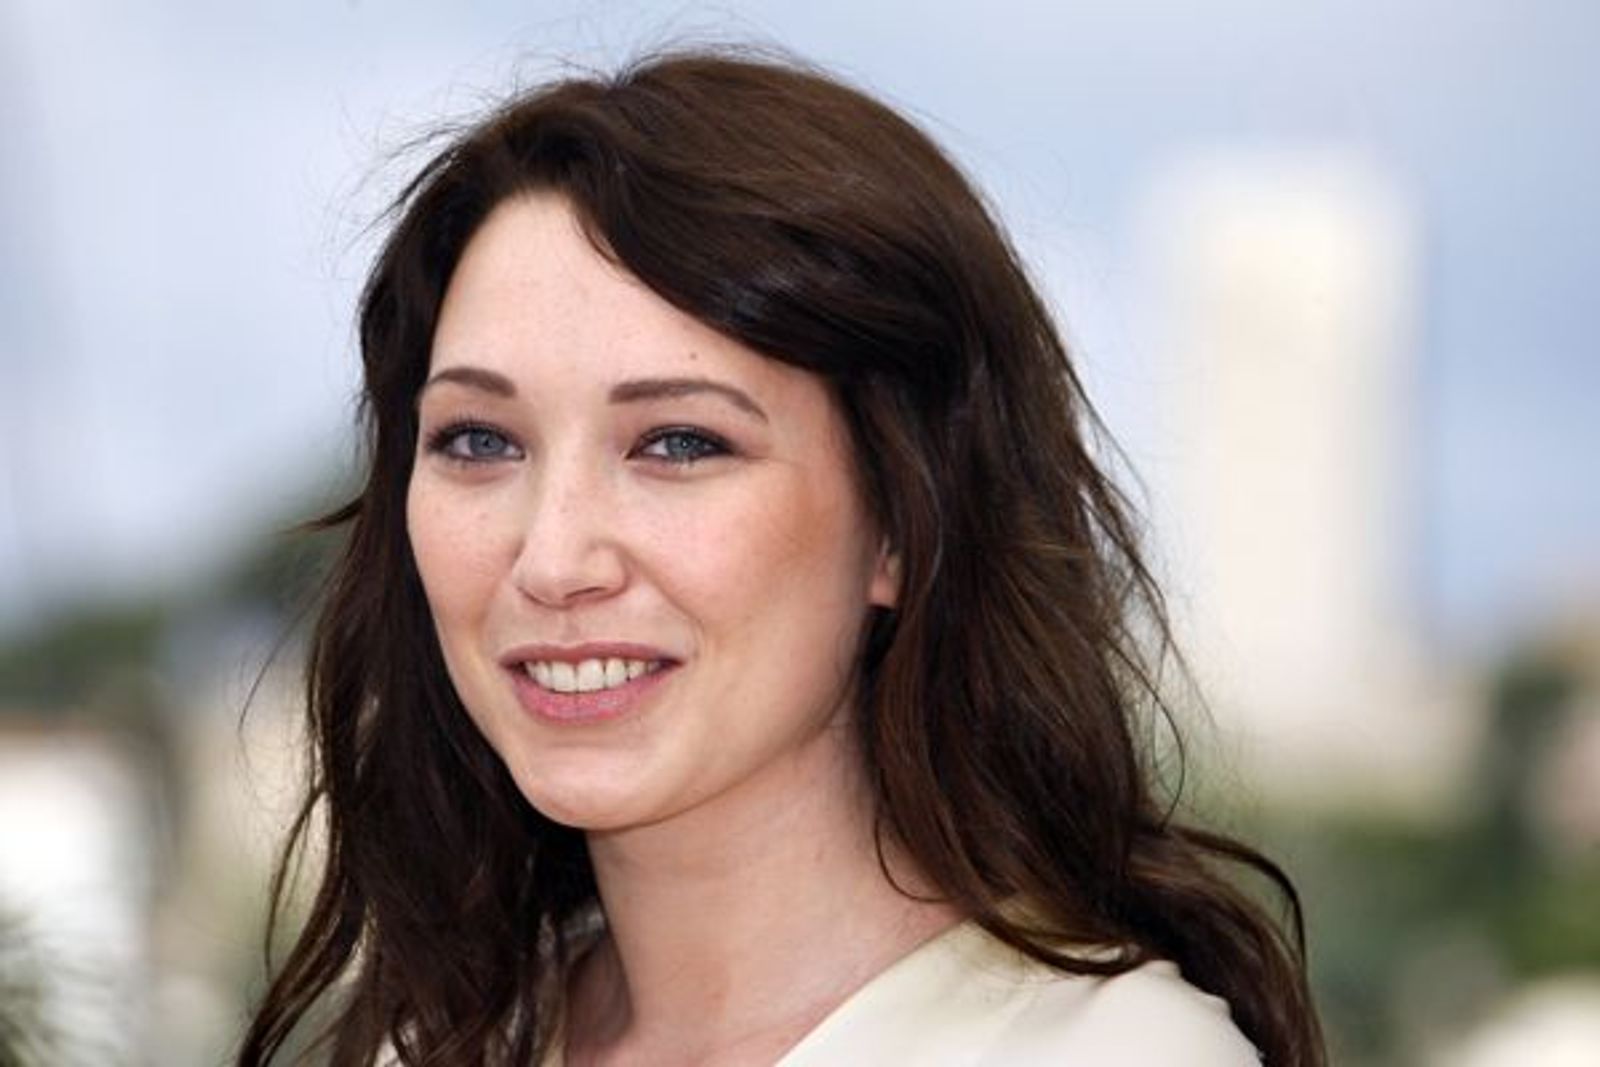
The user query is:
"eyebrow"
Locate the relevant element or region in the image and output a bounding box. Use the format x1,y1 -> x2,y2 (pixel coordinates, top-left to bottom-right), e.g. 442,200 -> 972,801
421,365 -> 516,397
421,366 -> 768,424
608,377 -> 769,423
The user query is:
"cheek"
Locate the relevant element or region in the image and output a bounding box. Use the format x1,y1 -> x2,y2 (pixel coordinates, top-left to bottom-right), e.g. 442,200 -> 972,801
652,475 -> 874,631
406,481 -> 511,629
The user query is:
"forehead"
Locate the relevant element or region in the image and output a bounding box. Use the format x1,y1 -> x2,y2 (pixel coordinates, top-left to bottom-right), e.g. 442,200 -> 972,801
431,193 -> 782,393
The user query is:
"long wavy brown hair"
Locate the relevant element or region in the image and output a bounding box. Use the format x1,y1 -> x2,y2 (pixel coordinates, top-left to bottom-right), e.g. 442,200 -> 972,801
239,49 -> 1324,1066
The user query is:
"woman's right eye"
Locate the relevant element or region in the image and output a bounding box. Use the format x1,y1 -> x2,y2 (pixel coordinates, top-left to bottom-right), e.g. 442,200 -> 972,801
426,423 -> 524,462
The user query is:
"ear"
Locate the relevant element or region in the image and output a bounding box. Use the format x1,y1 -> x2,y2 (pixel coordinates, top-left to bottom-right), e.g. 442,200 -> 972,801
868,540 -> 901,609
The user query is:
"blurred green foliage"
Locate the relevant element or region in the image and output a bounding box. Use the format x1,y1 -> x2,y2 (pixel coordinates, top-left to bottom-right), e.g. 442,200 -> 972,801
1261,648 -> 1600,1066
0,900 -> 56,1067
0,526 -> 339,711
0,601 -> 169,710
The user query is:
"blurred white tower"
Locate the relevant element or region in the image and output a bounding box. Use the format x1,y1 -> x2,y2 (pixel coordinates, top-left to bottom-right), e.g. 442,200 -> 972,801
1136,149 -> 1463,807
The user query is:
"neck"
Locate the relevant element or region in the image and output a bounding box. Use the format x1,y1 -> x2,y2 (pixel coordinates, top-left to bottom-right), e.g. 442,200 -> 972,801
568,724 -> 959,1063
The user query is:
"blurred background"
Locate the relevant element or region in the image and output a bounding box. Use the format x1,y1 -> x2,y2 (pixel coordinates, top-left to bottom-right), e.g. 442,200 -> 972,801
2,1 -> 1597,1063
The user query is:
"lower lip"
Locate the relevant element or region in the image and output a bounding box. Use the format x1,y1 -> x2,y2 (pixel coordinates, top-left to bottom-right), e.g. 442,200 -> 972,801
508,663 -> 675,723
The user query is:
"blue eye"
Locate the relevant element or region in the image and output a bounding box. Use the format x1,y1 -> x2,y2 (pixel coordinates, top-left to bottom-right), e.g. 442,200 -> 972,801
427,422 -> 523,462
635,427 -> 730,466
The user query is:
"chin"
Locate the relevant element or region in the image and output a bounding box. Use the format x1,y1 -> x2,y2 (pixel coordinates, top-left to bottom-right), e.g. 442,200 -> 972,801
507,761 -> 668,833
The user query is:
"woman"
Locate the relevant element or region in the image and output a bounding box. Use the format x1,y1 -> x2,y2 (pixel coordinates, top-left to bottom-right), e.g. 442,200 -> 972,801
241,50 -> 1323,1065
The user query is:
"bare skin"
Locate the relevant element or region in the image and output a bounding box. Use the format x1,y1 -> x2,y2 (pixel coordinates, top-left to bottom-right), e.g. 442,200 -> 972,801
561,717 -> 960,1067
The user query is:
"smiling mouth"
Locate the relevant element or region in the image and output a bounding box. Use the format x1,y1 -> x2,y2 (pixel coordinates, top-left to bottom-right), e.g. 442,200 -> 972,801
523,657 -> 670,694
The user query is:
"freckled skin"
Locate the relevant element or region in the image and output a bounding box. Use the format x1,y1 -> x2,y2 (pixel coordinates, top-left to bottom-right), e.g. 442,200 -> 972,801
406,193 -> 899,835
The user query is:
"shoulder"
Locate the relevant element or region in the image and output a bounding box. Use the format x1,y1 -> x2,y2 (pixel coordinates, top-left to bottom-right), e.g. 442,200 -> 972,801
984,957 -> 1261,1066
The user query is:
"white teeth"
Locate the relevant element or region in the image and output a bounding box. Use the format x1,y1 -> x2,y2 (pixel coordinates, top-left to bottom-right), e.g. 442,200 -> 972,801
524,657 -> 660,694
575,660 -> 604,692
549,662 -> 577,693
604,658 -> 627,687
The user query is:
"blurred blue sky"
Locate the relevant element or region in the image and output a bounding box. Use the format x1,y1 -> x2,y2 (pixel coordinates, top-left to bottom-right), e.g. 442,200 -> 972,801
2,0 -> 1597,653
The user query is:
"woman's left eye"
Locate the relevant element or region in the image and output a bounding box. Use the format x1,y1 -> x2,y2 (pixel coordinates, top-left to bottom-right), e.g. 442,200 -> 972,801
632,427 -> 730,466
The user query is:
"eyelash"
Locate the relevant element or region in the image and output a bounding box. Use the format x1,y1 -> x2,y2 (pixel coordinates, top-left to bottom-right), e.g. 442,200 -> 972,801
630,426 -> 733,467
424,420 -> 522,463
422,420 -> 733,468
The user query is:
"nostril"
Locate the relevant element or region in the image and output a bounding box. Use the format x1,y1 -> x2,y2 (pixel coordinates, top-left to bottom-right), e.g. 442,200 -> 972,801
508,476 -> 628,607
509,544 -> 628,607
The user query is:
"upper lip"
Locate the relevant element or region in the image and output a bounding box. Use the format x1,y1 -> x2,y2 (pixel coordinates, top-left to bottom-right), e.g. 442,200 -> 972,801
498,642 -> 680,667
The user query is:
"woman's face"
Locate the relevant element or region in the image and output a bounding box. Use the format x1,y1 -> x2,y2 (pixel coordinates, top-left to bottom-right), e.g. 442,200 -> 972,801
407,194 -> 898,833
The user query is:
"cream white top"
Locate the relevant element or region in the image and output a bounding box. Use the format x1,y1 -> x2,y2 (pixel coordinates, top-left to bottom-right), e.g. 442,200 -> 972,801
550,919 -> 1260,1065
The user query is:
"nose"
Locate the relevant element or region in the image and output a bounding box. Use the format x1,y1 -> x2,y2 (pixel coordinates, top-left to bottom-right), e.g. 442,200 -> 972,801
510,453 -> 627,608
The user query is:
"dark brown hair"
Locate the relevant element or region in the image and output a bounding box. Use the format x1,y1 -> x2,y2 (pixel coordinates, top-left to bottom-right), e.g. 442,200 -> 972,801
240,49 -> 1323,1066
